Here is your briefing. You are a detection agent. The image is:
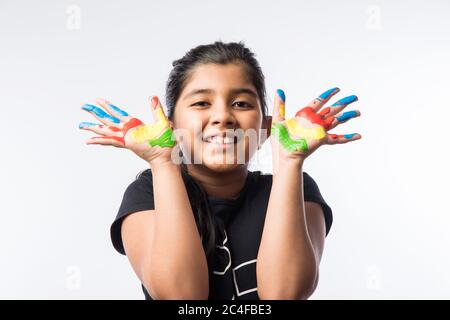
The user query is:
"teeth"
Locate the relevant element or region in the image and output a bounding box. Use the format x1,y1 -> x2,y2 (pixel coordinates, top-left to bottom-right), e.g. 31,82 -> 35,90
205,136 -> 235,144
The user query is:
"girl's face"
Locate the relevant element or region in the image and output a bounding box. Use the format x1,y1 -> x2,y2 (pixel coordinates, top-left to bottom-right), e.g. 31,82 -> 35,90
172,62 -> 266,173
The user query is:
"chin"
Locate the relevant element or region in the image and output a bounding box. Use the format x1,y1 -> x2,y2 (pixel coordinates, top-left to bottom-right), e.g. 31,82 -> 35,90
202,161 -> 245,173
202,149 -> 244,172
200,143 -> 251,173
203,136 -> 256,163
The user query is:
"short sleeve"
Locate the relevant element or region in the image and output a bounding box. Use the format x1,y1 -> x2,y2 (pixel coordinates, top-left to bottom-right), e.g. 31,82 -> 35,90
302,172 -> 333,236
110,169 -> 155,255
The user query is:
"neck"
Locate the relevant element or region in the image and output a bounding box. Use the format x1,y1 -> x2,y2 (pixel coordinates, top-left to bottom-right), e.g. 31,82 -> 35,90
185,164 -> 249,200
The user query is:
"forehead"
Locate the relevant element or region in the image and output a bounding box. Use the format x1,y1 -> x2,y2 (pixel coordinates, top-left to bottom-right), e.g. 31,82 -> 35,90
182,62 -> 255,95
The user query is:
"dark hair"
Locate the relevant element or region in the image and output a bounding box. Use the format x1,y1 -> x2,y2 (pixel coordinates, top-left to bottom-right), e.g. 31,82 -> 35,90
164,41 -> 267,262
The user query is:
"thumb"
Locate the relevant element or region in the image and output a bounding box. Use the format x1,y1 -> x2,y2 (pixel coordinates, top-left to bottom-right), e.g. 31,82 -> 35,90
273,89 -> 286,123
149,96 -> 169,126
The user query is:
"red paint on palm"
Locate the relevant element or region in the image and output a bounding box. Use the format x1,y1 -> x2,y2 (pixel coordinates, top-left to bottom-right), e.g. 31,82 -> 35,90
295,107 -> 334,130
91,117 -> 143,145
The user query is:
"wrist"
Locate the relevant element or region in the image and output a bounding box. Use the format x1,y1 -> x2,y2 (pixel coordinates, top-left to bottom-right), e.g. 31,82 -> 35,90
148,157 -> 180,172
273,156 -> 304,176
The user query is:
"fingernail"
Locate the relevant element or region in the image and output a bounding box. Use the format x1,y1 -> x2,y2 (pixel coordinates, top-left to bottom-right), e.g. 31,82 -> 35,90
151,96 -> 159,110
79,122 -> 99,129
318,87 -> 339,100
344,133 -> 358,139
109,104 -> 129,117
332,95 -> 358,106
276,89 -> 286,103
336,110 -> 359,123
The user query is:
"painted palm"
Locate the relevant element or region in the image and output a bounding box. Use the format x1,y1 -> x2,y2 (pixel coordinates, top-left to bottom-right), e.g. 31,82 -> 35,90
79,96 -> 175,160
271,88 -> 361,156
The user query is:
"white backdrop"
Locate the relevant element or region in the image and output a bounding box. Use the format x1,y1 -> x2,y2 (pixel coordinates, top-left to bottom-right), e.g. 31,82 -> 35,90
1,0 -> 449,299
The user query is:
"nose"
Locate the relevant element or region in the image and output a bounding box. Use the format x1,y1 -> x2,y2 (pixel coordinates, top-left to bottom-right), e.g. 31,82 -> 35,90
208,102 -> 237,127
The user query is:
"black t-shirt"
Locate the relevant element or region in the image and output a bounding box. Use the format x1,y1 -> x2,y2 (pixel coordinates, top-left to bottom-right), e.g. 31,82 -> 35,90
111,169 -> 333,300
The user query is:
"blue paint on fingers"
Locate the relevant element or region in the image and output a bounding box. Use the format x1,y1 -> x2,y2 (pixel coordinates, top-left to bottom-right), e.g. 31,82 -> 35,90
318,87 -> 339,100
344,133 -> 358,139
109,104 -> 129,117
336,110 -> 358,123
82,104 -> 120,123
79,122 -> 101,129
276,89 -> 286,102
332,95 -> 358,106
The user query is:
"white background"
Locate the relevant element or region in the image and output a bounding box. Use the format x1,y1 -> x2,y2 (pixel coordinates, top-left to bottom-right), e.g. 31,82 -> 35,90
1,0 -> 449,299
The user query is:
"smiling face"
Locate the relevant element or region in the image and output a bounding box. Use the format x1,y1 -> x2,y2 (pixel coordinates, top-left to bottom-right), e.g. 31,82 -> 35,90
172,62 -> 265,173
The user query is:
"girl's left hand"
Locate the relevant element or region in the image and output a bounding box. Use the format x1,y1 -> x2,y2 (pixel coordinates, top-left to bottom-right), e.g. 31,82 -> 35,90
270,87 -> 362,162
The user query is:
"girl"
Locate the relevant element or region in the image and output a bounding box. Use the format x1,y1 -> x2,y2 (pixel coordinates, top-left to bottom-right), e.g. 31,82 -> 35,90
79,41 -> 361,300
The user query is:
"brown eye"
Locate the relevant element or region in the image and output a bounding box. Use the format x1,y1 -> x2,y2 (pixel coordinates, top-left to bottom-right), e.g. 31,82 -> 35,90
191,101 -> 210,107
233,101 -> 253,109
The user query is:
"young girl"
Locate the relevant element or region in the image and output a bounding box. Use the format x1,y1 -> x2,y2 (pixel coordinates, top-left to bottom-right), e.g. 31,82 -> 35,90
79,41 -> 361,300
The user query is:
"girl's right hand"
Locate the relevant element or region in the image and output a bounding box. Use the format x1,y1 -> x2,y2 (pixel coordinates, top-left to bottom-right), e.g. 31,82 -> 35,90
79,96 -> 176,165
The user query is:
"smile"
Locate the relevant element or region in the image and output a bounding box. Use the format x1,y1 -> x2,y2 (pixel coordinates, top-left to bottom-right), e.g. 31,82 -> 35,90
203,135 -> 238,144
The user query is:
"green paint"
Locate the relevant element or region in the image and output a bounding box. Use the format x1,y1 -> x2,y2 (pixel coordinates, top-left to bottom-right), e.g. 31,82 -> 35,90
148,127 -> 175,148
271,122 -> 308,152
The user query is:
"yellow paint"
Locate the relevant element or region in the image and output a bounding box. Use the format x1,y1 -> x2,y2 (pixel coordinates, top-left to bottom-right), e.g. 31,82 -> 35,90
131,107 -> 169,144
279,103 -> 285,119
285,118 -> 326,140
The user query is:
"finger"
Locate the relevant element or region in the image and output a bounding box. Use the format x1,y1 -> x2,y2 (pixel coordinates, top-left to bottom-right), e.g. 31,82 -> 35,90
272,89 -> 286,123
306,87 -> 340,112
86,136 -> 125,147
150,96 -> 169,125
322,95 -> 358,119
78,121 -> 123,136
326,110 -> 361,130
81,104 -> 121,126
326,132 -> 362,145
96,98 -> 131,120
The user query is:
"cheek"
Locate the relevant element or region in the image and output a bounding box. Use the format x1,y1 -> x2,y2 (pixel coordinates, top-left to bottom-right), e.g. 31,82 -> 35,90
242,111 -> 262,129
174,108 -> 203,132
173,113 -> 206,162
174,128 -> 202,163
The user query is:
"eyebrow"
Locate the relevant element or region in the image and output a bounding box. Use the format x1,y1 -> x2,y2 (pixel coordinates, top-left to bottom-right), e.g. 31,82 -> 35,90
183,88 -> 259,100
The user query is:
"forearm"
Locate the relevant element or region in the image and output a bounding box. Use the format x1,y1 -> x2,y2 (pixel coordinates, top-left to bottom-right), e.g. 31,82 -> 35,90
257,159 -> 317,299
148,160 -> 209,299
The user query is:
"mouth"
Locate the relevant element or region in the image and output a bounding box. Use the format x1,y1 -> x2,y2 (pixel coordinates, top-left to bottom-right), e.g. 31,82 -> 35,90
202,133 -> 240,149
203,136 -> 238,143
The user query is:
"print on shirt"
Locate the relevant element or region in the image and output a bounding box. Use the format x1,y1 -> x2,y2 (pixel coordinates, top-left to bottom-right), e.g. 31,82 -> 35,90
212,229 -> 258,299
